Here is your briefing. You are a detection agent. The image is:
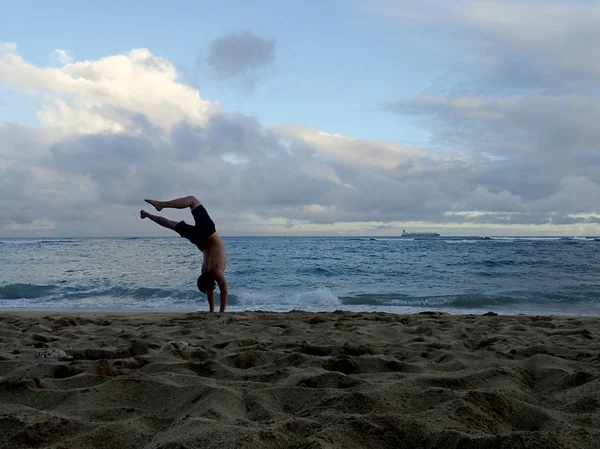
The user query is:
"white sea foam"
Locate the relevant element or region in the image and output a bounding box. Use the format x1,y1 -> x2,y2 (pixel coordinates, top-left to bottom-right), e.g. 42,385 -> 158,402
489,237 -> 562,241
235,287 -> 341,310
0,239 -> 46,245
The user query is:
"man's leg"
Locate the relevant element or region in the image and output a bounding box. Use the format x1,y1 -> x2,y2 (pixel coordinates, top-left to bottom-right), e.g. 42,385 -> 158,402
145,196 -> 200,212
140,210 -> 178,230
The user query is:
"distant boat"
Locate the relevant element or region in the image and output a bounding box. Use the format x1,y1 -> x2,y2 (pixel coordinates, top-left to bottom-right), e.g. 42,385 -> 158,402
401,229 -> 440,237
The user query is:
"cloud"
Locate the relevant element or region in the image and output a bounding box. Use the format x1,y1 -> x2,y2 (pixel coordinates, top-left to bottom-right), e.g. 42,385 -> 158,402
0,43 -> 216,133
0,37 -> 599,237
366,0 -> 600,91
383,92 -> 600,208
50,49 -> 73,66
206,31 -> 275,89
366,1 -> 600,231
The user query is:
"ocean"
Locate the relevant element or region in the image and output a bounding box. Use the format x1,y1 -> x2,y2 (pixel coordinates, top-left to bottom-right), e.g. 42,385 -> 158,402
1,236 -> 600,315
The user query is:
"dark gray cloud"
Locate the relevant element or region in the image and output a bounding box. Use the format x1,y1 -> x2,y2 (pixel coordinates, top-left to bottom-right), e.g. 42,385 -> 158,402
383,93 -> 600,206
2,104 -> 599,235
206,31 -> 275,89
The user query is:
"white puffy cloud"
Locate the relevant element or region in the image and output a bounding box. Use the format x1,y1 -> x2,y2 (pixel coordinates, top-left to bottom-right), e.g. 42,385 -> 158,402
0,44 -> 216,135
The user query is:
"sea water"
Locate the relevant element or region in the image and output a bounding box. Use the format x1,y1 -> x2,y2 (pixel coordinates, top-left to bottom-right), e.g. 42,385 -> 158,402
1,236 -> 600,315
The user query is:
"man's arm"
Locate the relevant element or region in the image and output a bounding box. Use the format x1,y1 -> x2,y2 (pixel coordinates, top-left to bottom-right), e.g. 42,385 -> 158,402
213,272 -> 228,312
206,289 -> 215,312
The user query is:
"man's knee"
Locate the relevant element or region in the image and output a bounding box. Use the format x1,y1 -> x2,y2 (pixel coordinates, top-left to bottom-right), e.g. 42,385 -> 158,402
159,217 -> 178,230
188,196 -> 201,209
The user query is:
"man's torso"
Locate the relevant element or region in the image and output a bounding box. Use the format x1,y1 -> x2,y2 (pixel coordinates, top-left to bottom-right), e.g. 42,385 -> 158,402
173,204 -> 225,274
200,233 -> 227,274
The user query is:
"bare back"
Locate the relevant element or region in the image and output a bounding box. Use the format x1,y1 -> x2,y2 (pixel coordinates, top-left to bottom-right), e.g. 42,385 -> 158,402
199,233 -> 227,274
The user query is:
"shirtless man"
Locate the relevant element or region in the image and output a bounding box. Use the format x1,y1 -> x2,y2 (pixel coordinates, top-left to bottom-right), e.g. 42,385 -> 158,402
140,196 -> 228,312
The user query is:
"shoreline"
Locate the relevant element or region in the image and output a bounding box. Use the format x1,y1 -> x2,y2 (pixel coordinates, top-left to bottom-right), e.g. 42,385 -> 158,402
2,306 -> 600,318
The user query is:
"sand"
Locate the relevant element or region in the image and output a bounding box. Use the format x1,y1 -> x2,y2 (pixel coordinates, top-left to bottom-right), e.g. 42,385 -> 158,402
1,310 -> 599,449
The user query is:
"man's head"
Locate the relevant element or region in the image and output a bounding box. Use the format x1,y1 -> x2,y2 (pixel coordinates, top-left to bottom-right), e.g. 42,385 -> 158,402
197,273 -> 216,294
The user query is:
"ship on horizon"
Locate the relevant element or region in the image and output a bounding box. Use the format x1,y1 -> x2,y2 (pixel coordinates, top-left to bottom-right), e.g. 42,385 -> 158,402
401,229 -> 440,237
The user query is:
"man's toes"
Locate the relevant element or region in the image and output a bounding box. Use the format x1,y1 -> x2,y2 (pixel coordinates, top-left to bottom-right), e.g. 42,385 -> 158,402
144,199 -> 161,211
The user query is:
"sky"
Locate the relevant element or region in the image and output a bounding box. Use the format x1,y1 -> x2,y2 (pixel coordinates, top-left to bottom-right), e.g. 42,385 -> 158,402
1,0 -> 599,237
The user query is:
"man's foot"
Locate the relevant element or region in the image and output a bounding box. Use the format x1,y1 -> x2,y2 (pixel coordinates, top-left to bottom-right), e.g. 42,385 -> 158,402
145,199 -> 162,211
140,210 -> 149,219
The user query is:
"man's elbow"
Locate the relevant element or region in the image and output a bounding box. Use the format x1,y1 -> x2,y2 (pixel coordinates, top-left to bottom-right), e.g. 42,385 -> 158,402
215,274 -> 227,293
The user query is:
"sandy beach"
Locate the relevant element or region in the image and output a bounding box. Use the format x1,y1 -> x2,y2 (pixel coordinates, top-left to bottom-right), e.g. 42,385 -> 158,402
1,310 -> 599,449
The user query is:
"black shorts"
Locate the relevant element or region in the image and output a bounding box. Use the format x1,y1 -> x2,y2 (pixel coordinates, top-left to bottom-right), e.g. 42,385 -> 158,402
174,205 -> 216,245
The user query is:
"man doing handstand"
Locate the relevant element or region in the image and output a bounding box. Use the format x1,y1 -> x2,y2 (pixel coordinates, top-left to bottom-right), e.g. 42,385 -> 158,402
140,196 -> 228,312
